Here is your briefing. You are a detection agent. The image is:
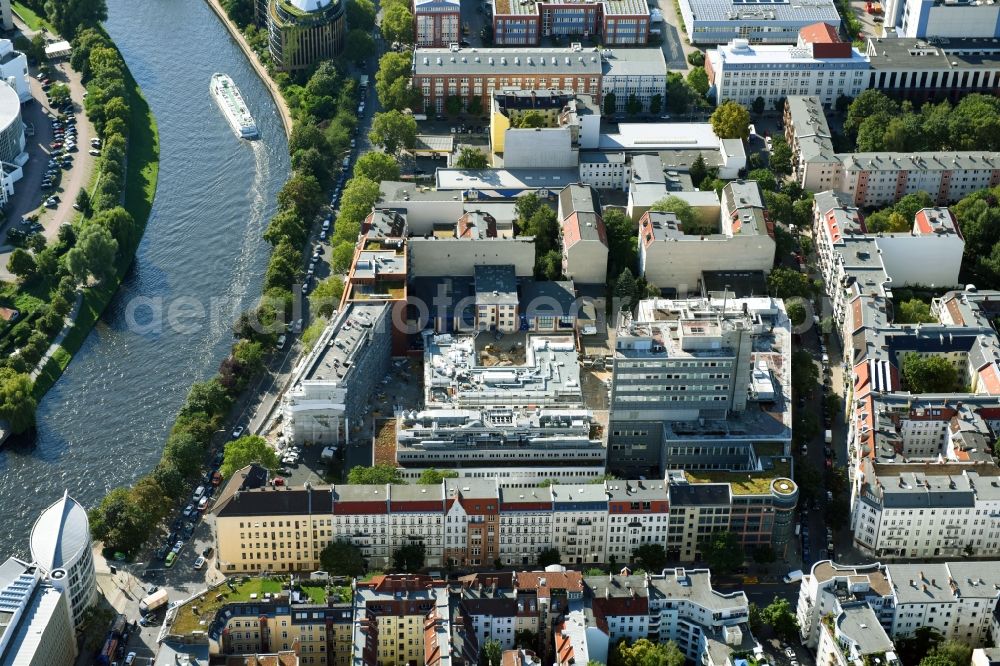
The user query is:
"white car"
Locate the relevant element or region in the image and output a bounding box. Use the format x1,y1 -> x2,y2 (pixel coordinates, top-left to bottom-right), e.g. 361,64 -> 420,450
194,556 -> 206,570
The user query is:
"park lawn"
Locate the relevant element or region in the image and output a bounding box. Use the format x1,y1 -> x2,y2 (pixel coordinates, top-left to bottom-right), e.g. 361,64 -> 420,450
12,2 -> 50,31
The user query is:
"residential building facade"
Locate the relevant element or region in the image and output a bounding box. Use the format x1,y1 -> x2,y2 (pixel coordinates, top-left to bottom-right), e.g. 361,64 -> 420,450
413,0 -> 460,46
490,0 -> 650,45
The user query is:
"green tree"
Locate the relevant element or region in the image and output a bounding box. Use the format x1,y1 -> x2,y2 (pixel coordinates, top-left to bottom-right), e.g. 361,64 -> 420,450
605,208 -> 637,279
375,52 -> 416,111
896,627 -> 945,666
331,242 -> 357,273
7,248 -> 36,281
792,349 -> 819,397
515,192 -> 542,223
761,596 -> 799,642
455,146 -> 489,169
320,541 -> 367,577
180,378 -> 231,418
665,72 -> 692,114
845,90 -> 899,138
686,67 -> 709,96
310,275 -> 346,318
75,189 -> 92,217
221,0 -> 255,26
786,301 -> 807,327
278,172 -> 325,219
369,110 -> 417,156
45,0 -> 107,37
614,268 -> 639,310
339,176 -> 382,224
747,168 -> 777,192
902,353 -> 959,393
689,153 -> 708,189
768,267 -> 812,299
347,0 -> 377,29
919,641 -> 972,666
633,543 -> 667,572
651,195 -> 715,235
626,94 -> 642,116
896,298 -> 935,324
163,432 -> 205,477
710,101 -> 751,140
345,29 -> 376,60
612,638 -> 685,666
0,369 -> 36,434
445,95 -> 463,117
603,91 -> 617,116
702,530 -> 743,574
264,209 -> 308,248
537,547 -> 562,567
381,3 -> 415,44
220,435 -> 280,477
769,136 -> 793,175
751,96 -> 766,115
65,224 -> 118,284
649,93 -> 662,115
88,487 -> 145,554
480,640 -> 503,666
348,464 -> 404,484
130,477 -> 170,525
687,50 -> 705,66
417,468 -> 459,484
355,151 -> 401,183
264,240 -> 303,291
392,543 -> 425,572
514,111 -> 547,128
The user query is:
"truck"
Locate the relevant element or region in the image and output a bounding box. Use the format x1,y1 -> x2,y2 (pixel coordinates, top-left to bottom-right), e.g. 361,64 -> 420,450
359,74 -> 369,90
825,429 -> 833,444
783,569 -> 804,584
139,589 -> 169,614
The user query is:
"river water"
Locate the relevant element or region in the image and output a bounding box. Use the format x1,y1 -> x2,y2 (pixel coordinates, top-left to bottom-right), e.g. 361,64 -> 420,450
0,0 -> 289,558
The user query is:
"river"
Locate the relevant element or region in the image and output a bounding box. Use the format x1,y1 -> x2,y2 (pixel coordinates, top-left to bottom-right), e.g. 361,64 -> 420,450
0,0 -> 289,558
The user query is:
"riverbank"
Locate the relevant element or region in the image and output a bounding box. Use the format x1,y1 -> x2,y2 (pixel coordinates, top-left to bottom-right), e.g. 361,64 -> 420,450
202,0 -> 293,138
32,64 -> 160,398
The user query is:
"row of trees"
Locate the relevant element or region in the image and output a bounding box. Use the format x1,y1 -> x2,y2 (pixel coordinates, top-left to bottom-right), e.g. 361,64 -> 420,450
91,1 -> 380,551
0,24 -> 142,435
845,90 -> 1000,152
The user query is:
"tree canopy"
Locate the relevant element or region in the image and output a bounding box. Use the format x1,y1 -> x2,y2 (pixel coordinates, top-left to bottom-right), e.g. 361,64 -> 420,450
701,530 -> 743,575
368,110 -> 417,155
220,435 -> 280,478
0,368 -> 36,434
761,596 -> 799,642
392,543 -> 425,572
710,101 -> 751,140
902,353 -> 960,393
321,541 -> 367,577
455,146 -> 489,169
354,151 -> 401,183
651,196 -> 715,235
418,469 -> 459,484
609,639 -> 685,666
348,464 -> 404,484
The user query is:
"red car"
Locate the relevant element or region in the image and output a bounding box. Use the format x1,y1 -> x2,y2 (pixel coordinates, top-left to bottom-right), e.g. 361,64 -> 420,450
50,141 -> 62,149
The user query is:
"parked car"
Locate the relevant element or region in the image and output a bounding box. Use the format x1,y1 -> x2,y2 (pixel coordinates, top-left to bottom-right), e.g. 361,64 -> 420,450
202,546 -> 214,558
165,552 -> 176,568
231,425 -> 244,439
193,556 -> 206,570
89,148 -> 101,156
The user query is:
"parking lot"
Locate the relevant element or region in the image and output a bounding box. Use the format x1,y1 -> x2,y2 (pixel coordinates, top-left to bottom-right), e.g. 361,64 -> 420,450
0,59 -> 97,280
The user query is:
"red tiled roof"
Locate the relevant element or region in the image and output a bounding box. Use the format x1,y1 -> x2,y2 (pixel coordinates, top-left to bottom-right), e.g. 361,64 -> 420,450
799,21 -> 841,44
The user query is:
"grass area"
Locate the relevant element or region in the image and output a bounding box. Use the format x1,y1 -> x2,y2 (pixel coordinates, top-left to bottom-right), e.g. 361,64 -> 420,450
12,1 -> 50,31
300,584 -> 327,605
172,577 -> 284,636
32,346 -> 71,398
685,458 -> 793,496
33,57 -> 160,398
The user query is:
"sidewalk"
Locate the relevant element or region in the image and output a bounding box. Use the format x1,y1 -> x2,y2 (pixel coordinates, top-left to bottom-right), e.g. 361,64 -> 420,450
29,291 -> 82,380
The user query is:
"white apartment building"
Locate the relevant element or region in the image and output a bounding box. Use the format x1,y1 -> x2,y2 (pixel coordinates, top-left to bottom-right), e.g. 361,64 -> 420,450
813,192 -> 965,322
706,23 -> 868,108
583,570 -> 754,663
603,480 -> 673,563
816,603 -> 901,666
558,184 -> 608,285
802,560 -> 1000,649
883,0 -> 1000,39
784,96 -> 839,192
550,485 -> 610,565
579,152 -> 630,191
637,180 -> 776,293
599,48 -> 667,114
851,458 -> 1000,559
837,151 -> 1000,208
498,487 -> 554,567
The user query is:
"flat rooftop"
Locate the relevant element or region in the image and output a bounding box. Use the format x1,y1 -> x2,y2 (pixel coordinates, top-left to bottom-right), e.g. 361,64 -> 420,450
867,36 -> 1000,70
414,47 -> 603,77
682,0 -> 840,24
492,0 -> 649,17
599,123 -> 721,151
299,303 -> 391,383
436,168 -> 581,191
424,332 -> 584,407
713,39 -> 867,66
600,48 -> 667,75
